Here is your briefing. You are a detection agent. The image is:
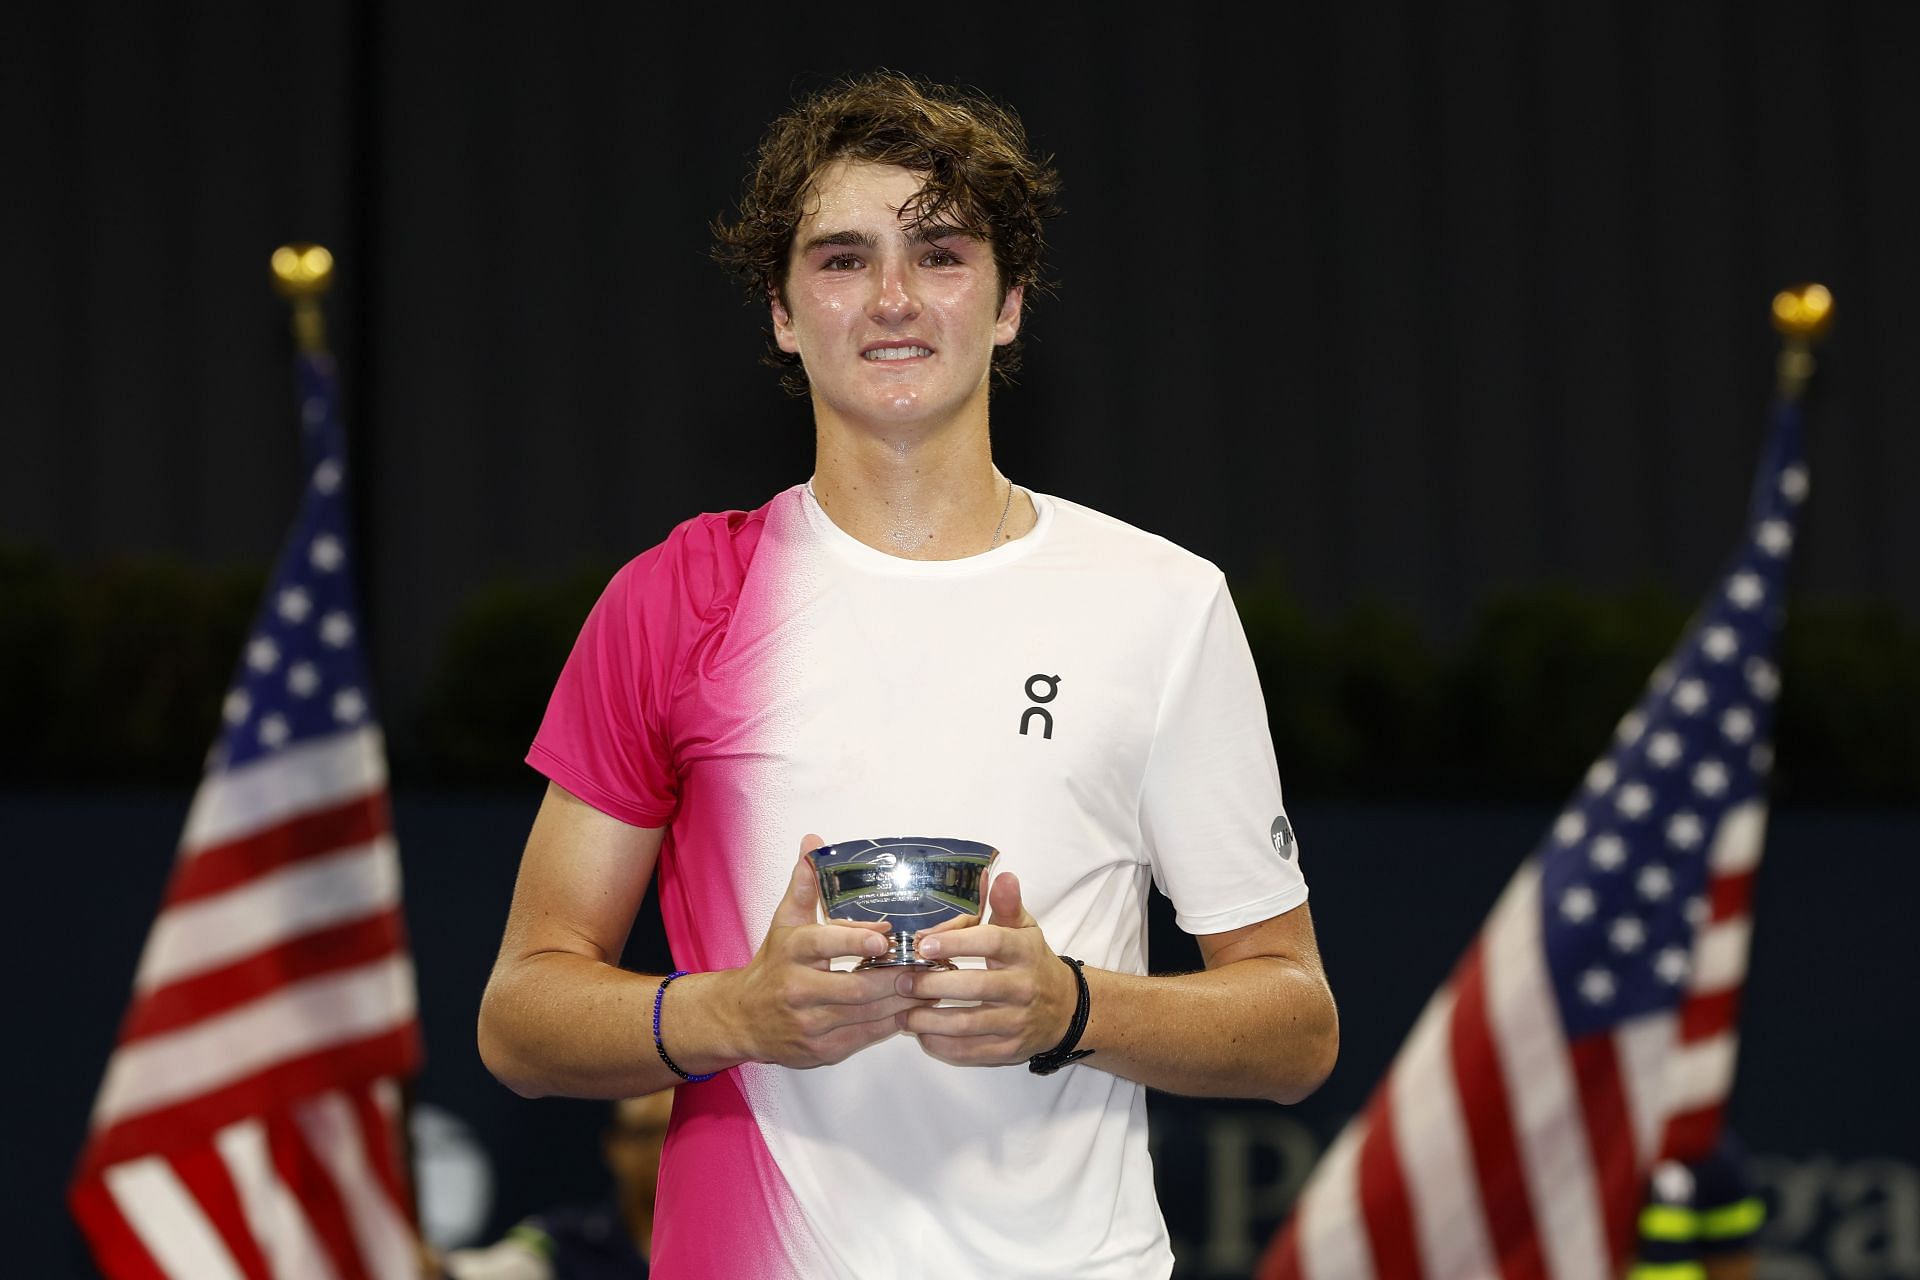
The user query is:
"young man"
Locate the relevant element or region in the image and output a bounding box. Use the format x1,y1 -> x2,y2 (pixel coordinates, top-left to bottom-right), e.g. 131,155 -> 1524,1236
478,72 -> 1338,1279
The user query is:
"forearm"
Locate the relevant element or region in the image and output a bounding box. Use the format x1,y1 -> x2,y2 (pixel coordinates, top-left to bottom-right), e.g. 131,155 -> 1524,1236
478,953 -> 745,1099
1077,957 -> 1337,1104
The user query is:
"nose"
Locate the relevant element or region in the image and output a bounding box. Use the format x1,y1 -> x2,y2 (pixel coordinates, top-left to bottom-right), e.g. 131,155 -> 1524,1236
868,258 -> 920,325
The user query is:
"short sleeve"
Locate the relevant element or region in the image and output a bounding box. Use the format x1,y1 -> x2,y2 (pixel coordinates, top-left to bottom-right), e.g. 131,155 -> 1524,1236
1140,575 -> 1308,934
526,551 -> 681,828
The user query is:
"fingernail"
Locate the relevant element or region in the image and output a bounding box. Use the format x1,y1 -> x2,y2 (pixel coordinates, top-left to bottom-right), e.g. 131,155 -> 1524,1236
919,937 -> 941,958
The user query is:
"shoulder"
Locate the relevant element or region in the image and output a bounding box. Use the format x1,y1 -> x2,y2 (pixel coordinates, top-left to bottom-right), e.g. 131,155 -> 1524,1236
1036,492 -> 1229,605
616,501 -> 776,588
600,494 -> 785,622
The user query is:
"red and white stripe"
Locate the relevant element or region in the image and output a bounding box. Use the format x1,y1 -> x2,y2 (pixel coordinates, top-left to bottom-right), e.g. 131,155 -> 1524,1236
1263,800 -> 1765,1280
72,731 -> 422,1279
1662,802 -> 1763,1163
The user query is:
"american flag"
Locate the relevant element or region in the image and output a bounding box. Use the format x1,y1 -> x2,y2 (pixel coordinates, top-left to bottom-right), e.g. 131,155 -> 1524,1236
1262,401 -> 1806,1280
69,351 -> 424,1279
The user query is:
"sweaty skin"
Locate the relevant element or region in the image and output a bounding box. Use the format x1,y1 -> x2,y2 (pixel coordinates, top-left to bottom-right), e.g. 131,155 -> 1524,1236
774,161 -> 1035,560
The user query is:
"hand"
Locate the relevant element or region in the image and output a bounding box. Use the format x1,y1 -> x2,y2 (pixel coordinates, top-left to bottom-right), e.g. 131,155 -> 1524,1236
714,836 -> 927,1070
892,872 -> 1079,1066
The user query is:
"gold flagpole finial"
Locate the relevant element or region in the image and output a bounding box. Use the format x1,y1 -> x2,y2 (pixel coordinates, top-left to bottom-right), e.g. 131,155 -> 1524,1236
271,244 -> 335,355
1771,283 -> 1833,403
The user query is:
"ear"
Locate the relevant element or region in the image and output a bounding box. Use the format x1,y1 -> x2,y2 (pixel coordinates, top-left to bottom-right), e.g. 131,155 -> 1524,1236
993,283 -> 1025,347
771,286 -> 801,354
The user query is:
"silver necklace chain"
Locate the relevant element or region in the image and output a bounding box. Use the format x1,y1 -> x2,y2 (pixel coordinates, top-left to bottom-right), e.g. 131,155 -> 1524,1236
987,475 -> 1015,549
808,475 -> 1017,555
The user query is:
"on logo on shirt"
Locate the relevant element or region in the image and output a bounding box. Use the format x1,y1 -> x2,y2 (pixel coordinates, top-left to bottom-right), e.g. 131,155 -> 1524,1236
1020,673 -> 1061,740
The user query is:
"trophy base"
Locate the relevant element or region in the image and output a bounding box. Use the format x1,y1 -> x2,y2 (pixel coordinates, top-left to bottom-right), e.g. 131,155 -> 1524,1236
852,931 -> 953,971
853,954 -> 955,972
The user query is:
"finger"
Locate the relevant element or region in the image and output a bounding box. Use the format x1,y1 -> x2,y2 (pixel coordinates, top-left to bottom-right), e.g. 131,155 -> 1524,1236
792,967 -> 920,1006
828,993 -> 930,1024
766,854 -> 822,932
916,913 -> 980,938
986,872 -> 1034,928
813,1016 -> 905,1066
899,1003 -> 1020,1038
912,1031 -> 1023,1068
785,921 -> 890,963
894,967 -> 1015,1004
789,986 -> 931,1031
914,923 -> 1022,963
799,833 -> 825,856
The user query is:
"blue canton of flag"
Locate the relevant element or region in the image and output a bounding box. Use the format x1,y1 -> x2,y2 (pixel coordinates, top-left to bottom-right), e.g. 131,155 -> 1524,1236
1540,402 -> 1804,1039
213,354 -> 375,772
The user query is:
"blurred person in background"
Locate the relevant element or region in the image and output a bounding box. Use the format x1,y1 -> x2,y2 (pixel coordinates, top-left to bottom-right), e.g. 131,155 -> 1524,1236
1627,1134 -> 1765,1280
438,1090 -> 672,1280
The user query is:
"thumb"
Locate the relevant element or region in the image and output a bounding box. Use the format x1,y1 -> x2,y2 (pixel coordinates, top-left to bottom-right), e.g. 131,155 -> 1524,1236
987,871 -> 1033,927
768,839 -> 825,930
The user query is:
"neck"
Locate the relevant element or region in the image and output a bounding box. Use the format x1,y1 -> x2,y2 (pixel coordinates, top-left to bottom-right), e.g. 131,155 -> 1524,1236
808,405 -> 1030,560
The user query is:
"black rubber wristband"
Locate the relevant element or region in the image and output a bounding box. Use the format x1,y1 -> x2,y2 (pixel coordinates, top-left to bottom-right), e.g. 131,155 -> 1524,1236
1028,955 -> 1094,1075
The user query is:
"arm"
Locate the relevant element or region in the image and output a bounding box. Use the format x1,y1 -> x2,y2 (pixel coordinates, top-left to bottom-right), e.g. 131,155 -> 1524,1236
896,873 -> 1337,1104
477,782 -> 919,1099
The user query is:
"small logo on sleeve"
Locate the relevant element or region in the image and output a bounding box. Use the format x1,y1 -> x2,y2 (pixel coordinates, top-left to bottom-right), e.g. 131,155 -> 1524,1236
1269,815 -> 1297,861
1019,673 -> 1061,739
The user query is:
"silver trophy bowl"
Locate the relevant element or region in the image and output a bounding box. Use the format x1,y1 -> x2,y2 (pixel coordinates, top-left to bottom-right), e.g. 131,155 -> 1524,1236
807,837 -> 999,971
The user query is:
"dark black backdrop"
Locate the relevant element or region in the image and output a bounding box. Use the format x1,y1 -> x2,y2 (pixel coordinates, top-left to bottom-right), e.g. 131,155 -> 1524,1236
7,6 -> 1920,1277
5,3 -> 1918,748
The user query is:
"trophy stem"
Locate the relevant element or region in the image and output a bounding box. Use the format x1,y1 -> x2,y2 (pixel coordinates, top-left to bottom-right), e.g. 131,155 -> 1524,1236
851,929 -> 954,971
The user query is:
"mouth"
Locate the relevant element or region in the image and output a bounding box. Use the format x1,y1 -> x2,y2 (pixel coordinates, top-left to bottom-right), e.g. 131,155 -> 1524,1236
861,344 -> 933,362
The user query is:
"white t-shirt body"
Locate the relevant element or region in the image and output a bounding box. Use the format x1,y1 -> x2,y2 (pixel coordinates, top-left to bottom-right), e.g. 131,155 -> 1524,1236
531,485 -> 1308,1279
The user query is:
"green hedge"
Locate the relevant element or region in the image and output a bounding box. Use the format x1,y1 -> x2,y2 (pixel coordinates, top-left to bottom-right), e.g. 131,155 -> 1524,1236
1243,577 -> 1920,804
5,544 -> 1914,804
0,545 -> 263,784
412,565 -> 619,784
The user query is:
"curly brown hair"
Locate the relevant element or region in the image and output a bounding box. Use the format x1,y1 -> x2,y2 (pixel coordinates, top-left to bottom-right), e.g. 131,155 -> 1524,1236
712,70 -> 1063,396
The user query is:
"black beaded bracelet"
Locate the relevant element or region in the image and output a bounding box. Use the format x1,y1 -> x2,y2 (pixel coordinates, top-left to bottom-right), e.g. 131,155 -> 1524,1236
1028,955 -> 1094,1075
652,970 -> 715,1083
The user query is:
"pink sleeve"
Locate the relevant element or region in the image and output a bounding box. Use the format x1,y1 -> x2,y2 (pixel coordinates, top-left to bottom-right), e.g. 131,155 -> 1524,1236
527,547 -> 683,828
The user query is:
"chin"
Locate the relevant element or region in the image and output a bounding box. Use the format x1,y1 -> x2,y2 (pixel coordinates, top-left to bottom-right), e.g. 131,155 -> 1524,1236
834,390 -> 937,425
878,394 -> 933,418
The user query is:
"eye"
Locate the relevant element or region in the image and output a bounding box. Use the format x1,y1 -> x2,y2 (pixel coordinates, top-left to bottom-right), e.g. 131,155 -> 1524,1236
923,248 -> 962,267
822,253 -> 862,271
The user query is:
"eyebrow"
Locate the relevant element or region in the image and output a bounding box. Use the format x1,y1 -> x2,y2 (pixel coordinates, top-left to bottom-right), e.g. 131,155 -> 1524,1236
799,226 -> 981,255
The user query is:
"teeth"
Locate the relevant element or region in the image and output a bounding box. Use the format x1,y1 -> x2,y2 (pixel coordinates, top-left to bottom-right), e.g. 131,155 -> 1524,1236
864,346 -> 931,361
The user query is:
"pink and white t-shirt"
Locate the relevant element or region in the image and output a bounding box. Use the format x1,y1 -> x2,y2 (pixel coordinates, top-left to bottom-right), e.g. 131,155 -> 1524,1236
529,484 -> 1308,1279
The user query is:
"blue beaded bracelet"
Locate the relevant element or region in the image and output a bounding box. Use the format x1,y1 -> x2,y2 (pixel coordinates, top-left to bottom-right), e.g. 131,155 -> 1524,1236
653,970 -> 715,1083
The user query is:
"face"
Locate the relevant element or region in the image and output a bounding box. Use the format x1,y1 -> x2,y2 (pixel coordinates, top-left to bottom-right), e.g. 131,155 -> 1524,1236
772,161 -> 1023,432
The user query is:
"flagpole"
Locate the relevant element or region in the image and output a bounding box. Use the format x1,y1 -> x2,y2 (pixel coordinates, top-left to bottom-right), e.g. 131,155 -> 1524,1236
271,242 -> 335,356
1771,282 -> 1834,403
270,240 -> 430,1261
